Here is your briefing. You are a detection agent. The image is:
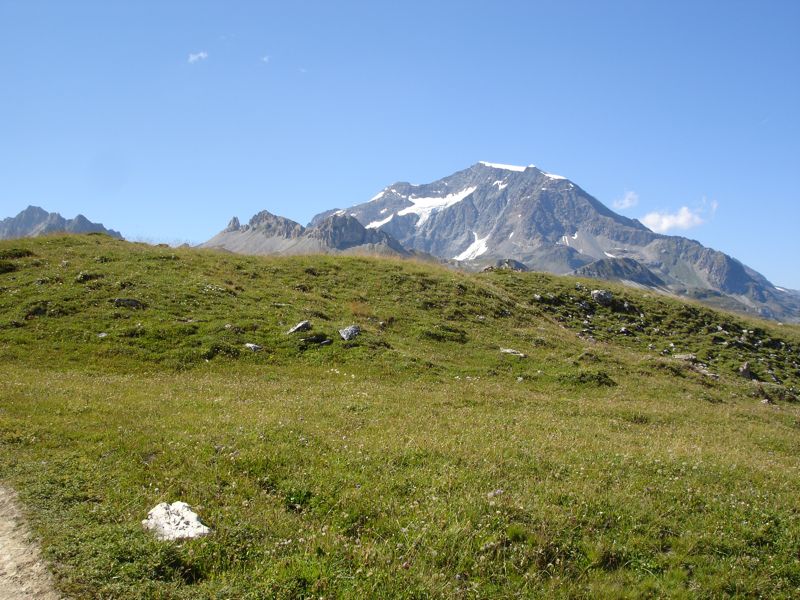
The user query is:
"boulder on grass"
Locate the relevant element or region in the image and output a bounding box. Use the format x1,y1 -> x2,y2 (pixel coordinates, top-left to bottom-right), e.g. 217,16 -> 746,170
142,501 -> 211,541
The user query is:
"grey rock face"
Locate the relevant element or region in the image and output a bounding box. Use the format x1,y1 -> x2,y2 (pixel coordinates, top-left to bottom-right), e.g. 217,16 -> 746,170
0,206 -> 122,240
225,216 -> 241,232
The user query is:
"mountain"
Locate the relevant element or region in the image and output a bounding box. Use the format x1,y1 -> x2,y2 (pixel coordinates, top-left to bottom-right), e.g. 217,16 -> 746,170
0,206 -> 122,240
312,161 -> 799,322
201,210 -> 410,257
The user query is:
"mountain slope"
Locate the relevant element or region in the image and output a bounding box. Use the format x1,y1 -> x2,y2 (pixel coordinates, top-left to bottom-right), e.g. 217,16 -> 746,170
316,162 -> 798,322
0,206 -> 122,240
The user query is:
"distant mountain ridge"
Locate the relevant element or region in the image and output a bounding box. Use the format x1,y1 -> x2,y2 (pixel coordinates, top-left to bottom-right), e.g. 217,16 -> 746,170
201,211 -> 410,258
0,206 -> 122,240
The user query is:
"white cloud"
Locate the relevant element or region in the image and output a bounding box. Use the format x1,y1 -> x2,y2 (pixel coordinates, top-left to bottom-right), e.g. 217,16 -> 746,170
613,190 -> 639,210
188,51 -> 208,64
641,206 -> 706,233
261,55 -> 270,63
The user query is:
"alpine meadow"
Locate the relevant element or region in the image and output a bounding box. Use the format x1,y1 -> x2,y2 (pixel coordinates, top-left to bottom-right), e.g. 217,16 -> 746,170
1,234 -> 799,598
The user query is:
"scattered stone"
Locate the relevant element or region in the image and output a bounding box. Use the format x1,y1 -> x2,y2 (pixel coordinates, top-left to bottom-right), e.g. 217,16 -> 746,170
619,327 -> 631,335
75,271 -> 103,283
244,343 -> 262,352
738,362 -> 753,379
483,258 -> 528,272
487,489 -> 504,498
339,325 -> 361,341
674,353 -> 697,363
142,501 -> 211,541
97,332 -> 108,339
300,334 -> 330,345
500,348 -> 527,358
591,289 -> 613,306
287,320 -> 312,334
113,298 -> 145,309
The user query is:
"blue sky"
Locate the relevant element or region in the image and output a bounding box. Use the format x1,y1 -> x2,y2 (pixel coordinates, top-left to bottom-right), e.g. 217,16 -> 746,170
1,0 -> 798,287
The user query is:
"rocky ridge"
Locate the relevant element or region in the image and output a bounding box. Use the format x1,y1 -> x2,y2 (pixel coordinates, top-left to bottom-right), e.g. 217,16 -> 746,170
0,206 -> 122,240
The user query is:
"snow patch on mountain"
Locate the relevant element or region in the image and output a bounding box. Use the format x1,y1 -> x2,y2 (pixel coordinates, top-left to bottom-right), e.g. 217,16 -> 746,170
397,186 -> 477,228
479,161 -> 528,172
454,232 -> 490,261
366,214 -> 394,229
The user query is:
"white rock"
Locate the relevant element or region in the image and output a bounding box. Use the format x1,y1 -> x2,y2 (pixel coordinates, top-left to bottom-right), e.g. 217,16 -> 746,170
500,348 -> 527,358
142,501 -> 211,541
287,320 -> 312,334
244,343 -> 262,352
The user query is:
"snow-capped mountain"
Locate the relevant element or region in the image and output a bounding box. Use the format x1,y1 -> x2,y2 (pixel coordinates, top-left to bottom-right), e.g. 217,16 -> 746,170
0,206 -> 122,240
311,161 -> 799,322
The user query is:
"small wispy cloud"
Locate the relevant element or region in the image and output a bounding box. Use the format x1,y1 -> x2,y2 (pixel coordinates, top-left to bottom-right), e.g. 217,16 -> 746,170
261,55 -> 270,64
641,207 -> 704,233
188,51 -> 208,64
640,197 -> 718,234
613,190 -> 639,210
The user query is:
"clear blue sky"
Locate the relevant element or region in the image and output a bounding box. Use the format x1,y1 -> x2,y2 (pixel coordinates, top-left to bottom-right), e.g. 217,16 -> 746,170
1,1 -> 798,287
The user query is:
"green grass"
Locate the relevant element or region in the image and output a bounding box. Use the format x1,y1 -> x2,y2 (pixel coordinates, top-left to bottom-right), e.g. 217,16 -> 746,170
1,234 -> 799,598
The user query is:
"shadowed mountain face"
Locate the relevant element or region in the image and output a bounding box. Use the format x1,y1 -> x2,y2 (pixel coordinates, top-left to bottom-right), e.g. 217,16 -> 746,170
310,162 -> 799,322
201,211 -> 410,258
0,206 -> 122,240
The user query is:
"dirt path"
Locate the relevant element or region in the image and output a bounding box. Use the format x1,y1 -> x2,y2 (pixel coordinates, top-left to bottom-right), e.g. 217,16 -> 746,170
0,484 -> 62,600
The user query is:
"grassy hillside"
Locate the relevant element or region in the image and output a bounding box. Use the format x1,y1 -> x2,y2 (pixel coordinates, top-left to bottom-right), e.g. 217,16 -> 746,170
1,234 -> 799,598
